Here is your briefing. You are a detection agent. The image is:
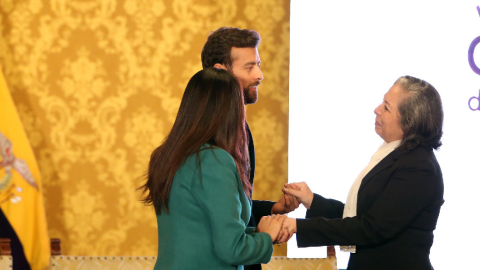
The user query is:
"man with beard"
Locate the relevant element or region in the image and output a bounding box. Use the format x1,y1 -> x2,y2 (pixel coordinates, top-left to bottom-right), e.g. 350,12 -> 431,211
201,27 -> 297,270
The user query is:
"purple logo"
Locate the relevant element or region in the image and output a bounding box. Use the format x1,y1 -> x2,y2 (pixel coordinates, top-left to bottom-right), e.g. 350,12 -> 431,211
469,90 -> 480,111
468,6 -> 480,111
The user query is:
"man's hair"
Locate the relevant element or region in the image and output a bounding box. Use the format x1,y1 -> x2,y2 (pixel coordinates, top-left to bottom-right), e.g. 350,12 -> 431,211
395,75 -> 443,152
201,27 -> 261,70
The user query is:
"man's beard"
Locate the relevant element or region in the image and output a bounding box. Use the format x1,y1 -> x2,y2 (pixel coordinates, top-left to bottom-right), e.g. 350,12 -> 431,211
244,83 -> 260,105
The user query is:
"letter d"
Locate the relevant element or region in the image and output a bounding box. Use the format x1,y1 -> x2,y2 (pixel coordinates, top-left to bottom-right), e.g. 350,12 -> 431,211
469,90 -> 480,111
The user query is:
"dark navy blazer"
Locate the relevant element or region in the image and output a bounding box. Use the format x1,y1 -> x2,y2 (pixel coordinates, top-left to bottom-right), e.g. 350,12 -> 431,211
296,146 -> 444,270
245,123 -> 275,270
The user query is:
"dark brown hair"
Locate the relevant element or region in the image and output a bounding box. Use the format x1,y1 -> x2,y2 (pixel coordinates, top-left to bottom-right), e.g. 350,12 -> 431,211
395,76 -> 443,153
139,68 -> 250,214
201,27 -> 260,70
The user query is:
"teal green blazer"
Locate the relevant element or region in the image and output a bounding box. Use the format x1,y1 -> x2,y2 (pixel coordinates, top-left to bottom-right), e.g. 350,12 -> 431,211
154,146 -> 273,270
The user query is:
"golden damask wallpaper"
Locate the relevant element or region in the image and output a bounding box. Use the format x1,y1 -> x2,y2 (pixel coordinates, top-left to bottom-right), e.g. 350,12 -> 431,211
0,0 -> 290,256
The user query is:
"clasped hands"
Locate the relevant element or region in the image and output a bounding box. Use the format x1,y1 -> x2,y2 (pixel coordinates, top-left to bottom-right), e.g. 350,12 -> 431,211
255,182 -> 314,244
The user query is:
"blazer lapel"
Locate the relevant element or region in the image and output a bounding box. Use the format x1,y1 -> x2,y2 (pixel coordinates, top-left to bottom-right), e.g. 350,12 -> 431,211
359,150 -> 402,192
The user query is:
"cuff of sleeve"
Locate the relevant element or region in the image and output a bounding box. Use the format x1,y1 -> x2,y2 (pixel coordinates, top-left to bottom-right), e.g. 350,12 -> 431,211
296,218 -> 314,248
306,194 -> 324,218
253,232 -> 274,263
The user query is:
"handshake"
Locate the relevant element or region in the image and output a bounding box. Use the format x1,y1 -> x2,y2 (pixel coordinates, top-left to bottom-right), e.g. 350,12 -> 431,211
255,182 -> 314,244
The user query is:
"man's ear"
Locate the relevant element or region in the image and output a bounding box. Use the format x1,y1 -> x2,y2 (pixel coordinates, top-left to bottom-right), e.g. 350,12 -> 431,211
213,63 -> 227,70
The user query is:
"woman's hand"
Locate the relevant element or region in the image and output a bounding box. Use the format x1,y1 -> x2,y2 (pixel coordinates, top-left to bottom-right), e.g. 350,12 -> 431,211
283,182 -> 314,209
281,217 -> 297,234
275,222 -> 295,243
256,214 -> 288,243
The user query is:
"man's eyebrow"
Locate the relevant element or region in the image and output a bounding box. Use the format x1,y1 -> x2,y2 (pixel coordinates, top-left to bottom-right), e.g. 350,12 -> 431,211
244,60 -> 261,67
384,99 -> 391,107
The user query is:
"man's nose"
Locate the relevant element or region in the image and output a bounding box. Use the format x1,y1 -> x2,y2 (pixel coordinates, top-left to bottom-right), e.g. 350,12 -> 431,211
255,66 -> 263,81
374,105 -> 381,115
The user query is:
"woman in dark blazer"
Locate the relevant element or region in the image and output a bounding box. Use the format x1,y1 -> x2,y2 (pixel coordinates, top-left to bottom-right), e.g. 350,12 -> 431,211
139,68 -> 287,270
282,76 -> 444,270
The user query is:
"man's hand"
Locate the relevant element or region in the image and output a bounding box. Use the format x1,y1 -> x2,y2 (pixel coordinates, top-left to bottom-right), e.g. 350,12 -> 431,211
283,182 -> 314,209
271,193 -> 300,214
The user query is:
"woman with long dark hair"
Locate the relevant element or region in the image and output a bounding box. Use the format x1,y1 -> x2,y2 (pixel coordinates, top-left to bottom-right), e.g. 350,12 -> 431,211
140,68 -> 285,270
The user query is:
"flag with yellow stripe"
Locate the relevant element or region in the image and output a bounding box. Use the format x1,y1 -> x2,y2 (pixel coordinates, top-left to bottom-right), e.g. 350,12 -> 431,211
0,69 -> 50,270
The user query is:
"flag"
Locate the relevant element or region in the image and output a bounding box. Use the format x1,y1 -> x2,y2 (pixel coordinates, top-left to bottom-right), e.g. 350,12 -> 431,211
0,68 -> 50,270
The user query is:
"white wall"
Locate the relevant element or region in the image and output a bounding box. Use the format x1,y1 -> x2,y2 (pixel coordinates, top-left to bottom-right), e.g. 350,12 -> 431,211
288,1 -> 480,269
